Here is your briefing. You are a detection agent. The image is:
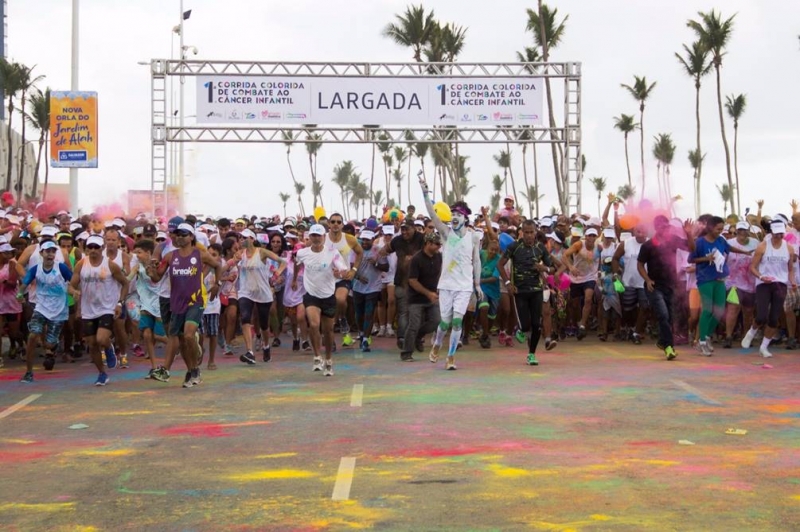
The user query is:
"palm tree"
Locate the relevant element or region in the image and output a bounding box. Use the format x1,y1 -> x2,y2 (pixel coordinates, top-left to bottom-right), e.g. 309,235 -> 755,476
15,65 -> 44,197
616,184 -> 636,204
393,145 -> 407,205
621,76 -> 656,198
304,127 -> 322,208
521,185 -> 545,217
294,181 -> 306,217
26,87 -> 50,199
613,114 -> 638,186
279,192 -> 291,218
377,133 -> 392,203
716,183 -> 733,217
688,10 -> 736,212
372,190 -> 384,214
382,4 -> 436,63
0,59 -> 22,191
493,149 -> 513,199
392,167 -> 404,207
688,149 -> 705,212
348,172 -> 368,219
312,181 -> 324,210
589,177 -> 607,216
652,133 -> 676,207
527,2 -> 569,211
414,138 -> 429,199
364,125 -> 380,215
725,93 -> 747,215
332,160 -> 354,219
282,130 -> 304,216
676,40 -> 712,215
490,174 -> 504,214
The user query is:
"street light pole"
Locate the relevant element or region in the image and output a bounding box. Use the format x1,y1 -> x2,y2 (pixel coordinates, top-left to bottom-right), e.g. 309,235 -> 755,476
178,0 -> 185,215
69,0 -> 79,214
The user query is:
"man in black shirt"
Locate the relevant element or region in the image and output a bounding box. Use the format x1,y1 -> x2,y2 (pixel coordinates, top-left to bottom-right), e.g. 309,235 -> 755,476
497,220 -> 554,366
383,219 -> 425,348
637,215 -> 694,360
400,232 -> 443,361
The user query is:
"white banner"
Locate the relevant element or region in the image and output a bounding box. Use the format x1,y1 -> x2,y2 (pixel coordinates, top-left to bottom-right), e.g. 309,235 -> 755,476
196,76 -> 543,126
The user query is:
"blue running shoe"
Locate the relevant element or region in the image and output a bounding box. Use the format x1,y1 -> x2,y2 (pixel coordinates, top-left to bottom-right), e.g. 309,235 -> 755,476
94,372 -> 109,386
360,337 -> 371,353
105,346 -> 117,369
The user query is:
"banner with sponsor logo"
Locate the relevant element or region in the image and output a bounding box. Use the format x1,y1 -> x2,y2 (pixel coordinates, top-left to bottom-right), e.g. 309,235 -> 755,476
49,91 -> 98,168
196,76 -> 542,126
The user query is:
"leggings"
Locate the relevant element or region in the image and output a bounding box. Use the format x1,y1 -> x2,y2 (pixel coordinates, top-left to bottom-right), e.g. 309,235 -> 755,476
698,280 -> 726,341
514,291 -> 544,353
755,283 -> 787,329
239,298 -> 272,331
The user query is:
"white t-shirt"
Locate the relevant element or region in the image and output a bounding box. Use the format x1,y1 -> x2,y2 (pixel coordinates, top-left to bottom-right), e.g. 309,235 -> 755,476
295,247 -> 348,299
438,229 -> 481,292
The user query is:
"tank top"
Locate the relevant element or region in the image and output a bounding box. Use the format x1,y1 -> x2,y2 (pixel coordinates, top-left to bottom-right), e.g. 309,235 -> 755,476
27,243 -> 65,305
438,230 -> 480,292
325,233 -> 353,266
0,262 -> 22,314
569,241 -> 599,285
32,264 -> 69,321
80,256 -> 120,319
238,249 -> 274,304
621,238 -> 646,289
757,239 -> 790,286
169,248 -> 205,313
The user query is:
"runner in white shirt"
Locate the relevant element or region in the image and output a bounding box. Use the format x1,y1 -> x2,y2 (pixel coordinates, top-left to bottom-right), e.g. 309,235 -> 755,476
417,173 -> 483,371
293,224 -> 350,376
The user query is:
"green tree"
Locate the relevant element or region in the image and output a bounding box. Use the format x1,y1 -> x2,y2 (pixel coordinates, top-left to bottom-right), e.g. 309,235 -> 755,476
613,114 -> 638,187
676,40 -> 712,215
377,133 -> 392,203
26,87 -> 50,199
15,64 -> 44,198
725,93 -> 747,215
393,145 -> 407,205
283,130 -> 304,216
621,76 -> 656,198
0,59 -> 22,191
304,126 -> 322,208
589,177 -> 607,216
652,133 -> 676,207
490,174 -> 504,214
521,185 -> 545,218
688,10 -> 736,213
294,181 -> 306,217
382,4 -> 436,63
526,1 -> 568,211
717,182 -> 733,217
332,160 -> 355,219
364,125 -> 380,214
278,192 -> 291,218
616,184 -> 636,203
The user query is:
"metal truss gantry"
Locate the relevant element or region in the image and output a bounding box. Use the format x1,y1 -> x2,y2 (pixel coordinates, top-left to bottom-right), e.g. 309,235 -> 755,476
150,60 -> 582,215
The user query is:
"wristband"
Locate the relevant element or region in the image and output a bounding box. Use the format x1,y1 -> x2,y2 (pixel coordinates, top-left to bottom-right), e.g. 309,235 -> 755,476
504,280 -> 511,286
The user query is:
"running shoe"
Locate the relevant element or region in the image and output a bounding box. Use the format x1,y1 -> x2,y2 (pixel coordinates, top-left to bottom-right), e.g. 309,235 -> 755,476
43,356 -> 55,371
526,353 -> 539,366
576,326 -> 587,341
376,326 -> 386,337
445,356 -> 457,370
240,351 -> 256,365
20,371 -> 33,383
105,346 -> 117,369
182,371 -> 194,388
342,333 -> 354,347
153,366 -> 170,382
723,337 -> 733,349
360,337 -> 371,353
323,361 -> 334,377
665,346 -> 677,360
120,354 -> 129,369
385,326 -> 395,337
741,328 -> 757,349
631,333 -> 643,345
313,357 -> 324,372
760,346 -> 773,358
545,338 -> 558,351
429,344 -> 440,363
498,331 -> 509,345
94,372 -> 109,386
262,347 -> 271,363
479,335 -> 491,349
785,338 -> 798,350
145,368 -> 157,380
302,340 -> 311,351
191,368 -> 202,386
292,339 -> 301,352
698,341 -> 712,356
132,344 -> 145,357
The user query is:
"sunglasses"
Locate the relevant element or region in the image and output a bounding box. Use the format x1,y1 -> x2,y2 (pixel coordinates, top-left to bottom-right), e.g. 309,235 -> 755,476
175,231 -> 191,237
156,238 -> 166,242
426,225 -> 435,230
86,244 -> 102,250
329,220 -> 343,225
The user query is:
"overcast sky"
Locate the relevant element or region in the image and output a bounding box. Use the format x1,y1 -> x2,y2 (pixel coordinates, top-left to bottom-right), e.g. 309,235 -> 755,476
12,0 -> 800,219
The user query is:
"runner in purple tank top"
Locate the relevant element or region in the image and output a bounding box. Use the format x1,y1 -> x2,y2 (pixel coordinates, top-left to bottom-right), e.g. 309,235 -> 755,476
154,223 -> 221,388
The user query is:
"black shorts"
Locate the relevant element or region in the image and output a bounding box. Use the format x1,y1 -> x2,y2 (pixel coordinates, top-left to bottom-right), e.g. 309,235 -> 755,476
68,305 -> 76,316
303,293 -> 337,319
159,296 -> 172,331
570,280 -> 597,299
0,312 -> 18,323
168,305 -> 205,337
335,280 -> 351,292
239,298 -> 272,330
82,314 -> 115,337
222,297 -> 239,310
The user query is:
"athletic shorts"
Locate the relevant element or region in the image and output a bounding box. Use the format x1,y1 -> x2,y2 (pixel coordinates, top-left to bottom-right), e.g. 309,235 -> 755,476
303,293 -> 337,319
0,312 -> 18,323
82,314 -> 115,337
138,311 -> 166,336
200,313 -> 220,337
159,296 -> 172,331
168,305 -> 204,337
478,296 -> 500,319
784,287 -> 800,312
239,298 -> 272,330
29,311 -> 65,346
570,280 -> 597,299
689,288 -> 701,311
621,286 -> 649,312
222,297 -> 238,310
728,288 -> 756,308
335,280 -> 351,292
438,289 -> 471,318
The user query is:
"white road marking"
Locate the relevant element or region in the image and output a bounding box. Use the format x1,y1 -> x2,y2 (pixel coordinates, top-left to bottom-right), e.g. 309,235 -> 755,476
671,379 -> 722,406
332,457 -> 356,500
0,394 -> 42,420
350,384 -> 364,407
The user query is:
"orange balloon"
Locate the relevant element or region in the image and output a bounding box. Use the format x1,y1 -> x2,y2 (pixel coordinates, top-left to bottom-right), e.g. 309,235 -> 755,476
619,213 -> 640,231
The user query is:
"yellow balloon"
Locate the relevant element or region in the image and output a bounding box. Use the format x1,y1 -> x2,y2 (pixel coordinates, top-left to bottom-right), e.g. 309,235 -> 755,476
434,202 -> 452,222
313,206 -> 326,220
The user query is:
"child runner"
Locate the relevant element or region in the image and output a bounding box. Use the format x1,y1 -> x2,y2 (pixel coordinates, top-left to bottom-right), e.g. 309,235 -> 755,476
201,243 -> 223,370
131,238 -> 165,380
284,242 -> 309,352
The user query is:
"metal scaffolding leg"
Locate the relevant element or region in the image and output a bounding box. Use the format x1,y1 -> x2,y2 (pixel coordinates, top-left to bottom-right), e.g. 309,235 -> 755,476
565,66 -> 582,215
150,60 -> 167,216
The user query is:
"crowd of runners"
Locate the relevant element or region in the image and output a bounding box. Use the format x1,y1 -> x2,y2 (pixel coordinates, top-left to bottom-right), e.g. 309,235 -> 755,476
0,180 -> 797,388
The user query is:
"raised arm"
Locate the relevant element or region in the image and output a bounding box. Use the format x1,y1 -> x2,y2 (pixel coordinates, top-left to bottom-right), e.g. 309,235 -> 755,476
417,170 -> 449,236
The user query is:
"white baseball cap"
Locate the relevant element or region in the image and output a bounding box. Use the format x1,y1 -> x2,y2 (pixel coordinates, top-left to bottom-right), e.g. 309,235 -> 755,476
241,228 -> 256,239
86,235 -> 104,247
40,225 -> 58,237
359,230 -> 375,240
40,241 -> 58,251
735,221 -> 750,231
382,225 -> 395,236
585,228 -> 599,237
546,232 -> 562,244
308,224 -> 326,236
177,223 -> 195,235
0,243 -> 13,253
602,228 -> 616,239
770,222 -> 787,234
